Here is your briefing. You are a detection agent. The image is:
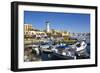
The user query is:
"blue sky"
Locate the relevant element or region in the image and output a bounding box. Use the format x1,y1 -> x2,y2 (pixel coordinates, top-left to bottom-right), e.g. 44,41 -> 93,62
24,11 -> 90,33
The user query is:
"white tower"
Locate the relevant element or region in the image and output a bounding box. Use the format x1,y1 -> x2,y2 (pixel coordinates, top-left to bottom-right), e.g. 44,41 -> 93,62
46,21 -> 50,32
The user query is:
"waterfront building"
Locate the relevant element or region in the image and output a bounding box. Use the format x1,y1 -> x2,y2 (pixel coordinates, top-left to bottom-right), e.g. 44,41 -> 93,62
24,24 -> 33,31
24,23 -> 73,39
24,24 -> 33,37
24,24 -> 47,38
61,32 -> 71,36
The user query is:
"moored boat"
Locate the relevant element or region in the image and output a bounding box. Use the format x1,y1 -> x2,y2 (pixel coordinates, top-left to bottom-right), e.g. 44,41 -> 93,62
51,44 -> 76,60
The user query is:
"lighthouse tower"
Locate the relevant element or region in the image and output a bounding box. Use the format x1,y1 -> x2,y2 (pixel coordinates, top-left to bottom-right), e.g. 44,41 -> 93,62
46,21 -> 50,32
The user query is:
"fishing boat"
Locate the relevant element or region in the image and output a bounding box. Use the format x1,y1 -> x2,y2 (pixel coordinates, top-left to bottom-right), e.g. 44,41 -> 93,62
40,42 -> 53,54
74,40 -> 90,58
51,44 -> 75,60
51,40 -> 88,60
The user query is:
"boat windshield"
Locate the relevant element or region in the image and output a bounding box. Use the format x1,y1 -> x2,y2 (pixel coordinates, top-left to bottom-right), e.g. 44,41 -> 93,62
56,45 -> 69,49
76,44 -> 81,47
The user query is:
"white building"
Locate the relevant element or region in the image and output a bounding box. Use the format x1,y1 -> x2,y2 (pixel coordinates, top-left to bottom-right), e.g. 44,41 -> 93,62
46,21 -> 50,32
